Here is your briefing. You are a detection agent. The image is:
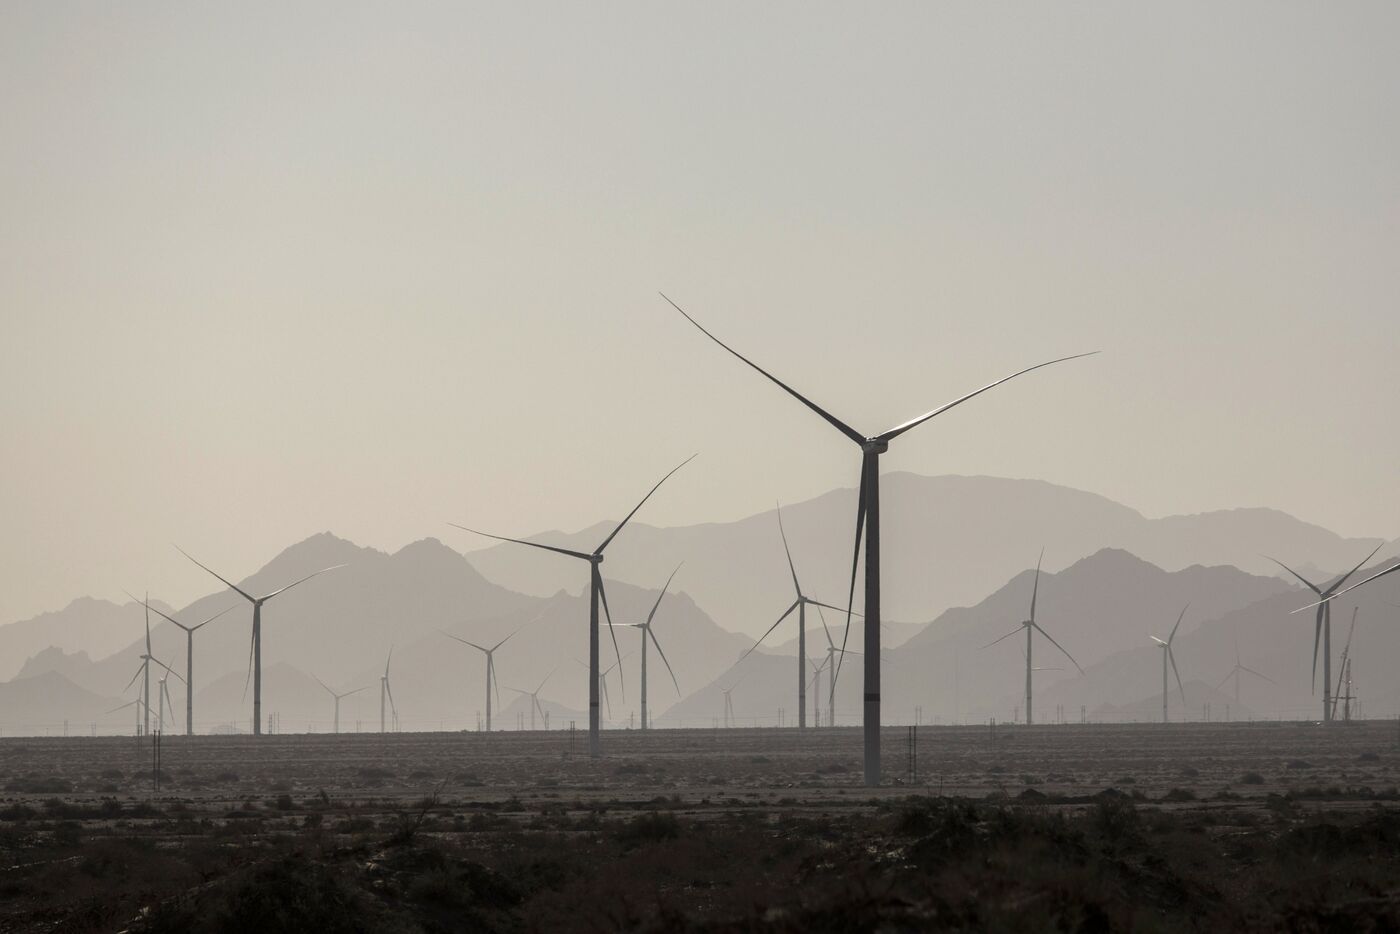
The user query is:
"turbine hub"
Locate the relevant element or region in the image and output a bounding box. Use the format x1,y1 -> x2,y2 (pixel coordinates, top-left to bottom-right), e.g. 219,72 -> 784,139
590,553 -> 603,564
862,439 -> 889,454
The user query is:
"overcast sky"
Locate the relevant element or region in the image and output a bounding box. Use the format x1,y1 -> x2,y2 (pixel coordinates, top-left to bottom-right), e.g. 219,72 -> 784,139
2,2 -> 1396,624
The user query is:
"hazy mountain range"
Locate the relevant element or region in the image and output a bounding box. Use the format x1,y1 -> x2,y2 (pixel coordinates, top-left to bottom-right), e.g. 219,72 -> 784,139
463,473 -> 1388,636
0,473 -> 1394,735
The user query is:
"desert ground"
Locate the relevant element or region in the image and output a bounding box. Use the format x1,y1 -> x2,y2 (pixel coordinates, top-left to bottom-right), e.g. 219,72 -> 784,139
3,721 -> 1400,931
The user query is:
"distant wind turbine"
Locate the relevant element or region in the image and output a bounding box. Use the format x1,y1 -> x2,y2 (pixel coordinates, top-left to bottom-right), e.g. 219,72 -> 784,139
451,454 -> 694,755
736,505 -> 854,731
134,595 -> 234,736
314,676 -> 367,734
1214,629 -> 1274,708
1331,609 -> 1359,722
505,667 -> 557,731
1151,605 -> 1189,723
664,293 -> 1096,784
609,564 -> 683,731
106,697 -> 150,736
814,607 -> 859,729
121,595 -> 181,736
1266,544 -> 1382,722
719,674 -> 743,728
980,552 -> 1083,726
574,654 -> 629,721
176,547 -> 344,736
441,628 -> 520,732
378,648 -> 398,733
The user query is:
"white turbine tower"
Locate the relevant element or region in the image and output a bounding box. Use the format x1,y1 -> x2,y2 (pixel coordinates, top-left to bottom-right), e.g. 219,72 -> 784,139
135,596 -> 234,736
441,628 -> 520,732
315,677 -> 367,734
176,547 -> 344,736
1151,605 -> 1189,723
980,552 -> 1083,725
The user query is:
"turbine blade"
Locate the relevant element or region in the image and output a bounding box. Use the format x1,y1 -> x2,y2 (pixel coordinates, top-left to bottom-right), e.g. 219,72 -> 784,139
149,656 -> 185,684
344,686 -> 370,697
645,563 -> 683,627
661,293 -> 865,444
124,665 -> 143,692
175,546 -> 256,603
875,352 -> 1099,443
241,628 -> 255,702
536,666 -> 557,694
1311,607 -> 1323,692
979,626 -> 1025,651
259,564 -> 345,602
448,523 -> 594,561
1262,555 -> 1323,595
491,627 -> 523,653
314,675 -> 335,697
595,453 -> 697,555
1292,561 -> 1400,612
597,571 -> 625,701
1238,665 -> 1274,684
385,680 -> 397,717
648,626 -> 682,696
1032,622 -> 1084,674
1327,542 -> 1386,594
1168,604 -> 1189,644
736,600 -> 800,666
385,646 -> 393,677
1169,648 -> 1186,706
816,605 -> 836,651
1150,635 -> 1167,646
1029,549 -> 1044,622
192,604 -> 237,630
775,503 -> 802,598
1214,669 -> 1235,692
439,630 -> 489,653
805,599 -> 863,618
835,458 -> 869,687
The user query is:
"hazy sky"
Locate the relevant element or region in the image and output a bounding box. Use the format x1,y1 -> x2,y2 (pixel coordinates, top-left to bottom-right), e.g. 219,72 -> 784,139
2,3 -> 1396,624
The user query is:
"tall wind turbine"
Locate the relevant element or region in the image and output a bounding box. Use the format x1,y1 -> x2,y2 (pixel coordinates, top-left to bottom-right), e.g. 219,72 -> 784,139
441,629 -> 520,732
505,667 -> 556,731
609,564 -> 683,731
980,552 -> 1083,725
1151,605 -> 1188,723
736,506 -> 853,731
379,648 -> 397,733
1214,630 -> 1274,707
176,547 -> 344,736
1265,544 -> 1382,722
451,454 -> 695,756
135,596 -> 233,736
664,294 -> 1095,785
314,677 -> 367,734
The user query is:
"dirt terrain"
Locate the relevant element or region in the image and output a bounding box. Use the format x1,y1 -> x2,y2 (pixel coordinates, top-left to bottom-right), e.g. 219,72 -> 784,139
2,721 -> 1399,931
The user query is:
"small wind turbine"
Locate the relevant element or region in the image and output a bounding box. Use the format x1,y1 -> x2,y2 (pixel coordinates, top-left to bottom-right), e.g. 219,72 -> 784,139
814,607 -> 861,729
1265,545 -> 1382,722
1331,609 -> 1359,721
609,564 -> 683,731
980,552 -> 1083,726
452,454 -> 695,756
315,676 -> 367,734
1214,629 -> 1274,708
505,668 -> 557,731
441,628 -> 521,732
1151,605 -> 1189,723
664,293 -> 1095,784
719,674 -> 743,728
176,547 -> 345,736
574,654 -> 629,721
121,598 -> 182,736
156,668 -> 181,734
736,505 -> 854,731
378,648 -> 398,733
106,697 -> 150,735
134,595 -> 234,736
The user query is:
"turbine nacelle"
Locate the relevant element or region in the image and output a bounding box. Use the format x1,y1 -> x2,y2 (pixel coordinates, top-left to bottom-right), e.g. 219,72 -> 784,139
861,439 -> 889,454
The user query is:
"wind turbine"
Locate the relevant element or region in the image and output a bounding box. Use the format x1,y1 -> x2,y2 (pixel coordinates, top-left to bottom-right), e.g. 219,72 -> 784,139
134,596 -> 234,736
815,607 -> 859,729
664,294 -> 1095,785
156,668 -> 181,734
378,648 -> 398,733
176,547 -> 344,736
121,596 -> 182,736
1265,544 -> 1382,722
979,552 -> 1083,726
1151,605 -> 1188,723
574,654 -> 628,721
1214,630 -> 1274,708
719,675 -> 743,728
441,628 -> 520,732
808,652 -> 829,727
314,677 -> 367,734
608,564 -> 683,731
451,454 -> 694,756
505,667 -> 557,730
735,505 -> 853,731
106,697 -> 150,736
1293,557 -> 1400,614
1331,609 -> 1358,721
